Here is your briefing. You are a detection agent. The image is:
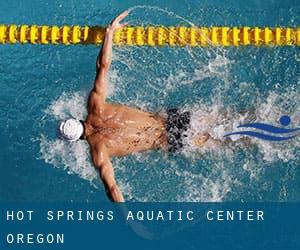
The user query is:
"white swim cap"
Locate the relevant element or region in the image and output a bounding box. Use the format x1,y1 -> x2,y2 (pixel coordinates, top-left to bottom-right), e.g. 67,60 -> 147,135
58,118 -> 84,142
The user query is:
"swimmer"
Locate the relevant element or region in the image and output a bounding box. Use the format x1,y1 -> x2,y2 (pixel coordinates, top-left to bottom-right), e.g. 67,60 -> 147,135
58,11 -> 210,202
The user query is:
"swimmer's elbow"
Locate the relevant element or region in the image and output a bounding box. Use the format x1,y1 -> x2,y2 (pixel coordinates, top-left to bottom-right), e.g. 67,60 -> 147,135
100,58 -> 111,70
96,57 -> 110,72
92,156 -> 104,170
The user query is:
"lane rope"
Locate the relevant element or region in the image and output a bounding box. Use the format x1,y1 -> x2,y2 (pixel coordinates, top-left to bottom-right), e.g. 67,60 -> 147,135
0,25 -> 299,46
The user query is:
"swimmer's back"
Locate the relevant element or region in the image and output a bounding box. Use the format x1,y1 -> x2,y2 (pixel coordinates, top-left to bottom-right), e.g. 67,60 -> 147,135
86,101 -> 168,156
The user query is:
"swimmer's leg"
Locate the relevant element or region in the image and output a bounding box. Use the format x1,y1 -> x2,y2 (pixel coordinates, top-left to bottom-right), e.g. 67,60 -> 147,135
192,133 -> 254,148
190,115 -> 216,147
192,132 -> 211,147
191,107 -> 259,148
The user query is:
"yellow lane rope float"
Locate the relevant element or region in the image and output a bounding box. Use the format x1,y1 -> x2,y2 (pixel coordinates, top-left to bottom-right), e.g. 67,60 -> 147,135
0,25 -> 299,46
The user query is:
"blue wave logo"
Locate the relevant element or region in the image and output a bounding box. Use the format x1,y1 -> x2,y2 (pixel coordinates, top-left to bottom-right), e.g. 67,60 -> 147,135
224,116 -> 300,141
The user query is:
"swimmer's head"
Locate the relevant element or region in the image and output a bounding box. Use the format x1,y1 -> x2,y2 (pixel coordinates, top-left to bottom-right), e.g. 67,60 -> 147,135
57,118 -> 84,142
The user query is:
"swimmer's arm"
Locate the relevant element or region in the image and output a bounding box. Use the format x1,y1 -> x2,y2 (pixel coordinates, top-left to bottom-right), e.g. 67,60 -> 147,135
94,11 -> 129,99
92,144 -> 125,202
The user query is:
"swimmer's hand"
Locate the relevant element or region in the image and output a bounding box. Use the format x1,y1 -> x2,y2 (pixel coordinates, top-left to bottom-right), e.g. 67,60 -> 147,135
107,10 -> 129,33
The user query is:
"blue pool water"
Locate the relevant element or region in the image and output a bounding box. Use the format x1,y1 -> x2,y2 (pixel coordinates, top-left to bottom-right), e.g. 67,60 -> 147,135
0,0 -> 299,202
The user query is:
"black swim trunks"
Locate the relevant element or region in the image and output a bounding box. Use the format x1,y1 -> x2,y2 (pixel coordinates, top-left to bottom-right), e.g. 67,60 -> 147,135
166,108 -> 191,153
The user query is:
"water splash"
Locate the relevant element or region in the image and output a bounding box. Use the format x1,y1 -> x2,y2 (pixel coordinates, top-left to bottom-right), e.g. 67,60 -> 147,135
39,134 -> 98,185
39,89 -> 300,202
